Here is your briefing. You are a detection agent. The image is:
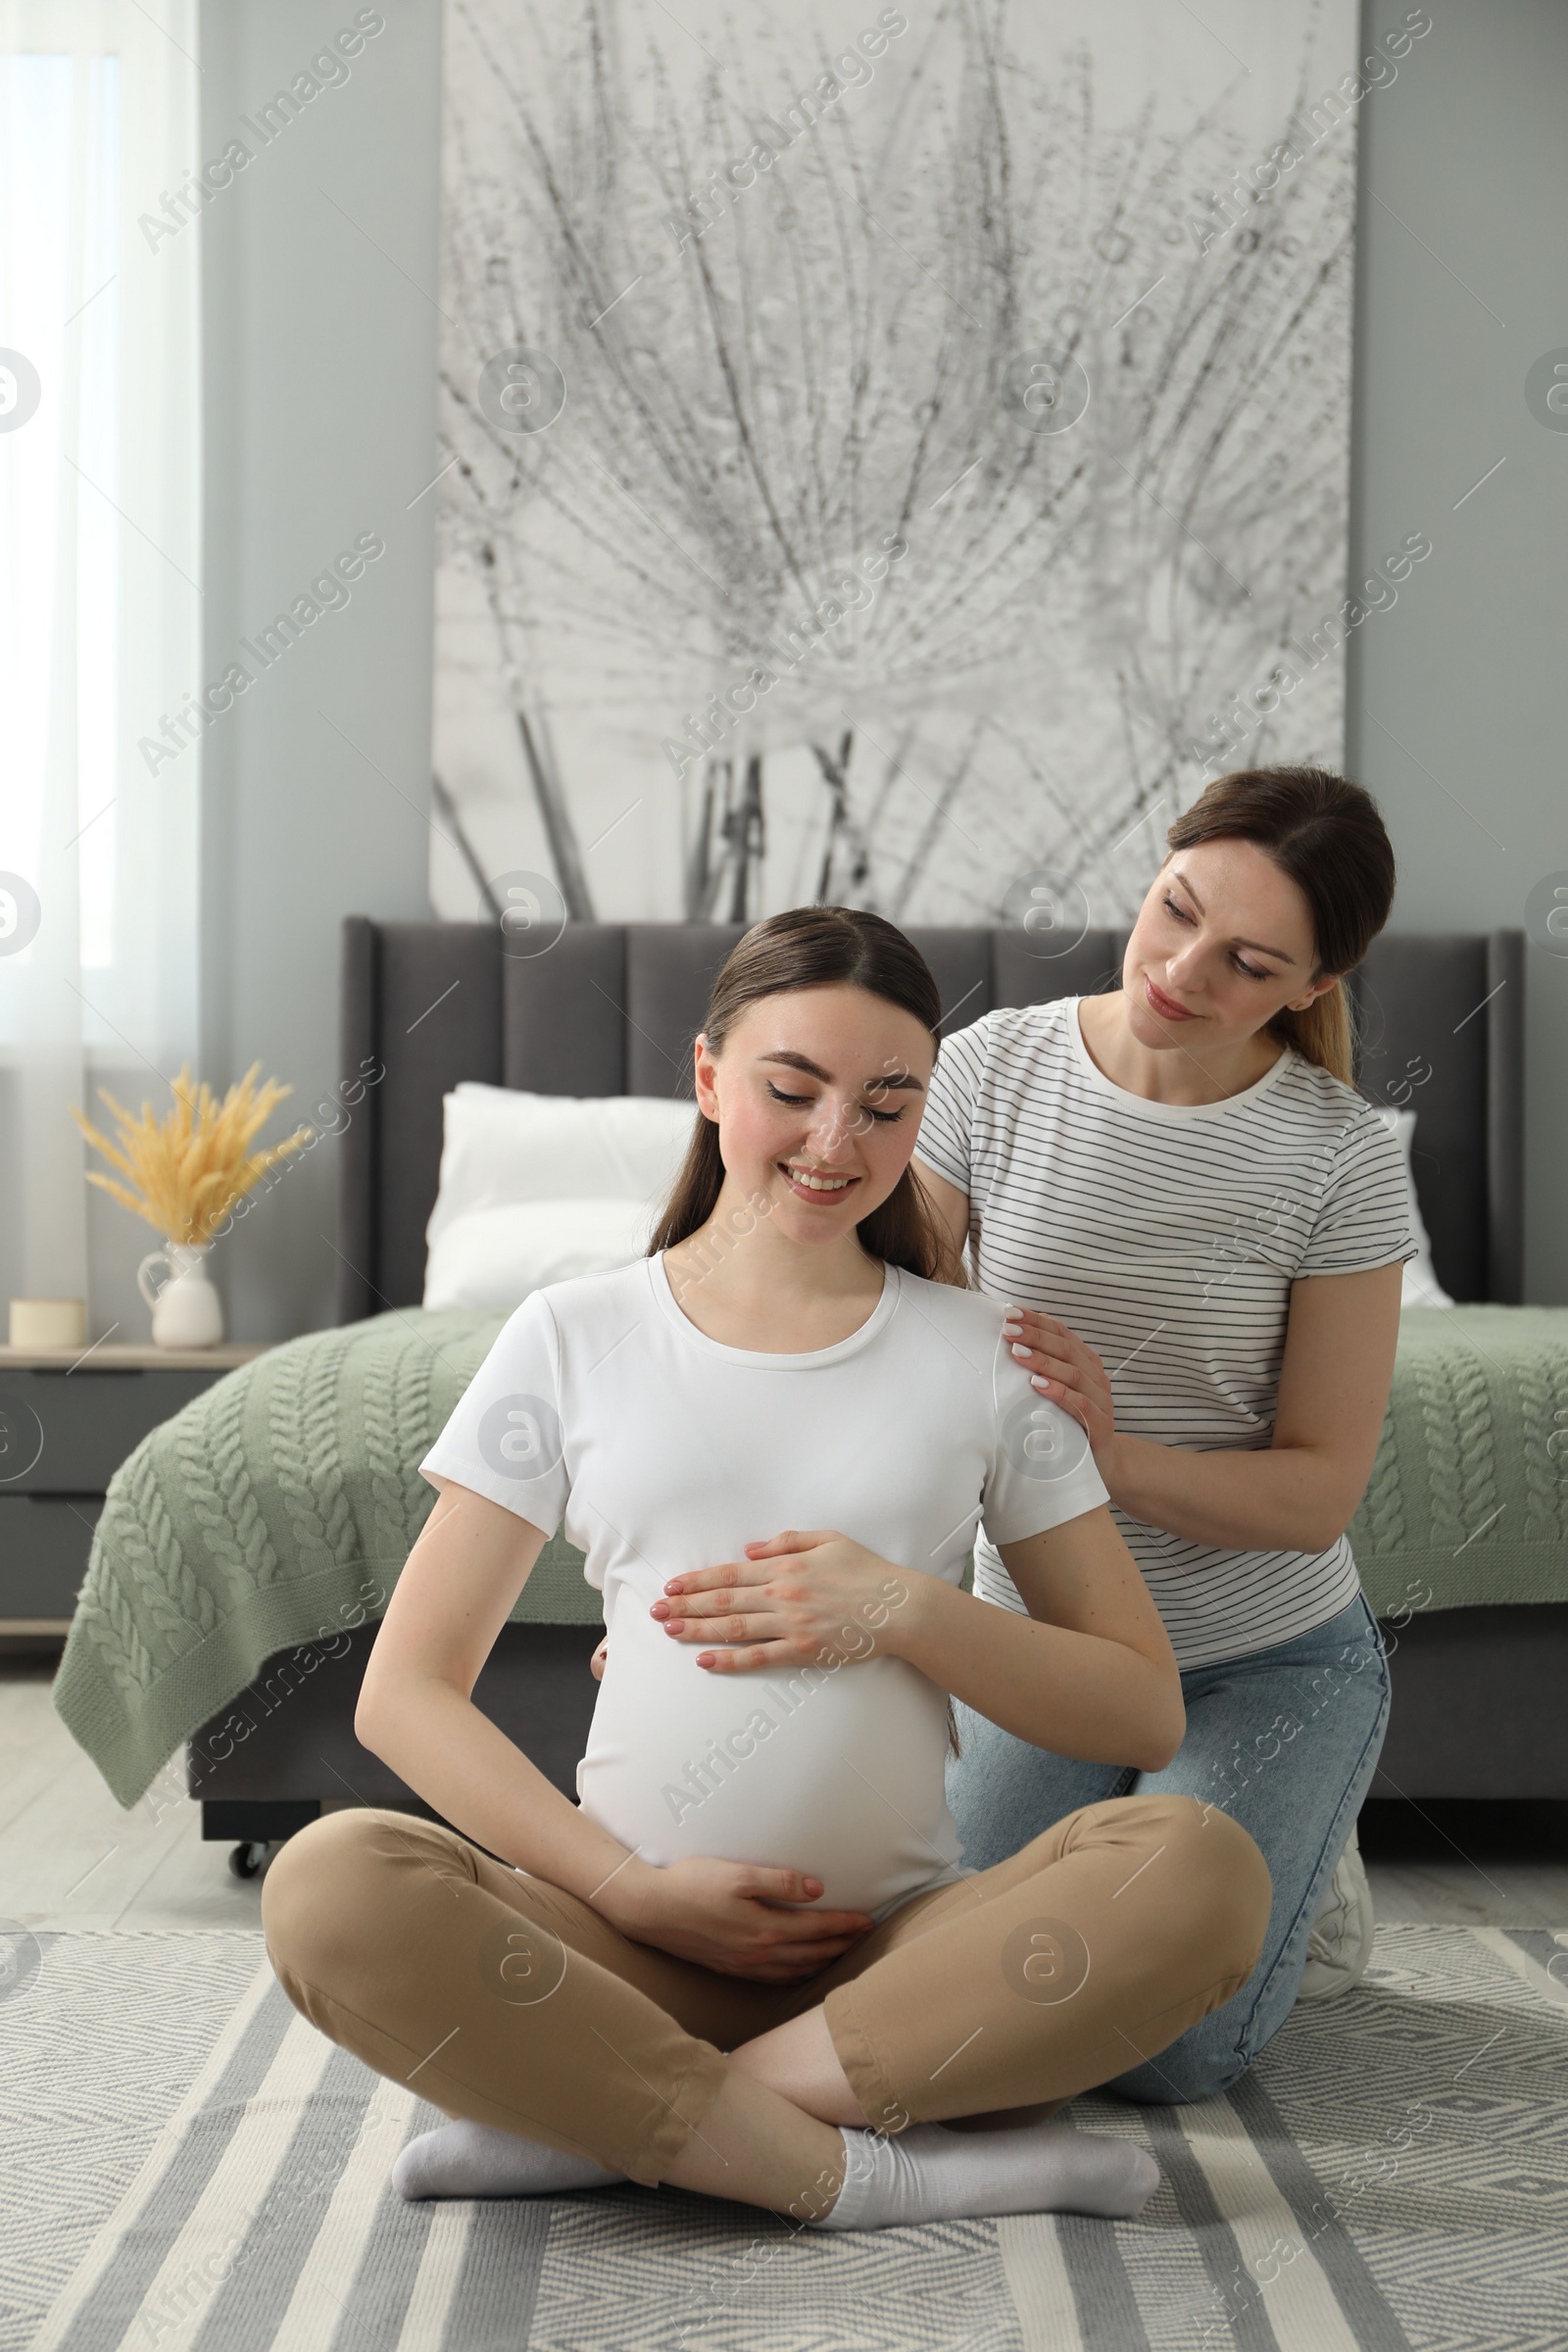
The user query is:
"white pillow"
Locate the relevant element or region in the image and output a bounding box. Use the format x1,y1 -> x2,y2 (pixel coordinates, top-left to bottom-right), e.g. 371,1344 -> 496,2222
422,1084 -> 698,1308
1374,1108 -> 1454,1309
426,1084 -> 696,1243
424,1198 -> 658,1309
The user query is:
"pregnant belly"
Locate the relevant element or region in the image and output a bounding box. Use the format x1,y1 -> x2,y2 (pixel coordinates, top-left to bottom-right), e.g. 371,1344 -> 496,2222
576,1594 -> 961,1920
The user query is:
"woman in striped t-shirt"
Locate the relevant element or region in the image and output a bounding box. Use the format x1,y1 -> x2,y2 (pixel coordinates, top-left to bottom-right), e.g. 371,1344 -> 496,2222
915,768 -> 1414,2104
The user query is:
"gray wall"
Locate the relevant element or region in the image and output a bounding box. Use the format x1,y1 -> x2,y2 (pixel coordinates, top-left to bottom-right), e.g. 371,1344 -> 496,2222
198,0 -> 444,1341
1349,0 -> 1567,1302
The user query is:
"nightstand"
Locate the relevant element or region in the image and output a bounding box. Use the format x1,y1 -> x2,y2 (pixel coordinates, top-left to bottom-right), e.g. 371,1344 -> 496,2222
0,1343 -> 270,1634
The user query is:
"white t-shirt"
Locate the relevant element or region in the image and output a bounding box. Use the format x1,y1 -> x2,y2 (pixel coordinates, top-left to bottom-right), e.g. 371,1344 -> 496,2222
420,1253 -> 1107,1918
914,999 -> 1415,1671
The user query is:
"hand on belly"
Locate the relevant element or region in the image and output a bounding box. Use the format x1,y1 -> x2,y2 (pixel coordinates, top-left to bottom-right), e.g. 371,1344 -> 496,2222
592,1851 -> 874,1983
649,1526 -> 914,1674
577,1591 -> 958,1919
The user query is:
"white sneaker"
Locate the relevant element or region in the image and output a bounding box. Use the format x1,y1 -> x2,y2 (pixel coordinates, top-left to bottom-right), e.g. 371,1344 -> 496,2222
1296,1824 -> 1377,2002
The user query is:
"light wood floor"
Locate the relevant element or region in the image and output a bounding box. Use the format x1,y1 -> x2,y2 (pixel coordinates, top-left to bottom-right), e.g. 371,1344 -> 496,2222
5,1656 -> 1568,1934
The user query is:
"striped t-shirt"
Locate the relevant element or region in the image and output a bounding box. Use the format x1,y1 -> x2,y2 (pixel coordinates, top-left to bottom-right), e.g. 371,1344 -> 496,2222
914,998 -> 1415,1670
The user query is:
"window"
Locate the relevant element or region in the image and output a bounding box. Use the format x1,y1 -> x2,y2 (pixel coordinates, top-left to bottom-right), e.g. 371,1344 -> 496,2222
0,1 -> 200,1318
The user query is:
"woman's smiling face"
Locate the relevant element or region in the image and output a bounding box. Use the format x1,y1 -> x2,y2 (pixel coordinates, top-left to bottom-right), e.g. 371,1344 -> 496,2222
1122,837 -> 1337,1056
693,984 -> 935,1246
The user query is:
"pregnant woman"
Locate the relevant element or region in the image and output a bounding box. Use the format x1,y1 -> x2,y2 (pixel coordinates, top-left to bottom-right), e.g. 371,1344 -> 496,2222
263,908 -> 1270,2232
914,766 -> 1412,2105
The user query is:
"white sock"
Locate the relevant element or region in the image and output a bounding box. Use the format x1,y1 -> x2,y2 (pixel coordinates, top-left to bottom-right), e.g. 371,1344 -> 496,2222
809,2119 -> 1159,2230
392,2120 -> 626,2201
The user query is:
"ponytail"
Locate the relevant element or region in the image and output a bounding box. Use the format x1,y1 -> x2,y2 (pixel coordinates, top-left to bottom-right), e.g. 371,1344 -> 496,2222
1273,977 -> 1354,1086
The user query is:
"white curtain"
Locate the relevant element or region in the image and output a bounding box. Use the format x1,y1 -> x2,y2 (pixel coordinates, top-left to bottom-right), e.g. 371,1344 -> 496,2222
0,0 -> 200,1326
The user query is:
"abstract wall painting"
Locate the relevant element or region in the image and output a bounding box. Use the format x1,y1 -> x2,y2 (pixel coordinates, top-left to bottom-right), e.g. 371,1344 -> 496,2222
433,0 -> 1373,933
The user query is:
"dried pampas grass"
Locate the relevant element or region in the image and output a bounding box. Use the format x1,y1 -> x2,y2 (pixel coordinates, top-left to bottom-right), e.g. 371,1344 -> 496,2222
74,1064 -> 311,1247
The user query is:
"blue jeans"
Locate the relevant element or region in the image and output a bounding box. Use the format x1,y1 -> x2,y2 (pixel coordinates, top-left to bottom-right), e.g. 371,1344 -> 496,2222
945,1590 -> 1391,2105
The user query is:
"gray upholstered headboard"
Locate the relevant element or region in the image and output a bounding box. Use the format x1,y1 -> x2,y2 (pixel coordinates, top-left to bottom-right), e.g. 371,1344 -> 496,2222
335,919 -> 1523,1321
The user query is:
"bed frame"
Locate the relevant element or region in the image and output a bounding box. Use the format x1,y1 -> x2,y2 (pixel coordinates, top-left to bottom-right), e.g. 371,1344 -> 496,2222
194,918 -> 1568,1867
332,920 -> 1526,1320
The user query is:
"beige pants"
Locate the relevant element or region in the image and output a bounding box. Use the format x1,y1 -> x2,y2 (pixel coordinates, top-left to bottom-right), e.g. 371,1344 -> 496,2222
262,1792 -> 1270,2193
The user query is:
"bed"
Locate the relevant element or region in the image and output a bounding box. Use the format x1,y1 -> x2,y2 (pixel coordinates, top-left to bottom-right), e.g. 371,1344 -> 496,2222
51,917 -> 1568,1873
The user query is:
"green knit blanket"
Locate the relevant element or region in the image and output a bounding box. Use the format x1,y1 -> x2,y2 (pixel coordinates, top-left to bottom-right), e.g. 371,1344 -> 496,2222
52,1304 -> 1568,1808
55,1312 -> 524,1809
1351,1307 -> 1568,1617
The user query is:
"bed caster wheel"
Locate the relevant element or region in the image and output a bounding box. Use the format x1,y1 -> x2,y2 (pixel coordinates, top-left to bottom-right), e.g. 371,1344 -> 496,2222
228,1840 -> 270,1881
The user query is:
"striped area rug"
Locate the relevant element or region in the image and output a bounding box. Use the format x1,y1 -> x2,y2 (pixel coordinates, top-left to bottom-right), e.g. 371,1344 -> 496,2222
10,1924 -> 1566,2352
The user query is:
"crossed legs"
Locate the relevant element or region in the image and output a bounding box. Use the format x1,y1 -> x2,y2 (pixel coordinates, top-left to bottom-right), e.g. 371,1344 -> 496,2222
262,1790 -> 1270,2223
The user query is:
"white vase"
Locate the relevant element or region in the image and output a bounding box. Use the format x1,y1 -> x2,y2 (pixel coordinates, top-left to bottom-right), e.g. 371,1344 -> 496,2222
137,1241 -> 224,1348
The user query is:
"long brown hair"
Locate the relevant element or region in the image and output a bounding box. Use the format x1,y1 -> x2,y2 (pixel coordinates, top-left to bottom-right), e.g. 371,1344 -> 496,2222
1163,766 -> 1396,1084
648,906 -> 961,1283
